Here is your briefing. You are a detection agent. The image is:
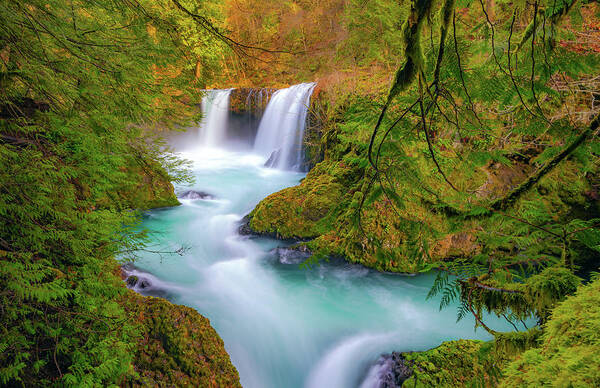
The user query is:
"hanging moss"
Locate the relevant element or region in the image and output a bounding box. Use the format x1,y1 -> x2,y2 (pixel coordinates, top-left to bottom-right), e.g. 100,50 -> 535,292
523,266 -> 581,321
494,327 -> 543,356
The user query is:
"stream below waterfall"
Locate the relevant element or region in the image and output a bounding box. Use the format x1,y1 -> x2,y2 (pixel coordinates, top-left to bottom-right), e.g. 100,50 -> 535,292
126,84 -> 519,388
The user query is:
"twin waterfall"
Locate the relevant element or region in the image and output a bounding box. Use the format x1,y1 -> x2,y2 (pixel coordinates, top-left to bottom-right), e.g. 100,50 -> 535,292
197,83 -> 316,171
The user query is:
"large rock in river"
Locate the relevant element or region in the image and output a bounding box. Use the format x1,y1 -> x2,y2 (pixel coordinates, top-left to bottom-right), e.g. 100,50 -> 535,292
122,291 -> 241,387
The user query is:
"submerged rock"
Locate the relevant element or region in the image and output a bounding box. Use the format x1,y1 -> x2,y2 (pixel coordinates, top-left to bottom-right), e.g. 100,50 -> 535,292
122,265 -> 166,297
138,279 -> 151,289
264,149 -> 281,168
179,190 -> 214,200
126,275 -> 139,288
271,245 -> 312,264
126,275 -> 152,290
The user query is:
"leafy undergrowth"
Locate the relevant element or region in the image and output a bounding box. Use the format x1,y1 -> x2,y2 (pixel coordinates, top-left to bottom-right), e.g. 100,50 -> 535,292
499,275 -> 600,387
395,276 -> 600,387
122,291 -> 241,388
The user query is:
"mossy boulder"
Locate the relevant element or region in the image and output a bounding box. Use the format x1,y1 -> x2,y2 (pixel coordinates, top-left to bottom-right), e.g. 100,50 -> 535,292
125,159 -> 180,209
249,160 -> 357,239
400,340 -> 507,387
122,292 -> 241,388
96,157 -> 180,210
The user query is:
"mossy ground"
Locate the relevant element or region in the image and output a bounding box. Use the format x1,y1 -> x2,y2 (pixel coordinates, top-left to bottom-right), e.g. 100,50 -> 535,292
402,276 -> 600,387
499,276 -> 600,387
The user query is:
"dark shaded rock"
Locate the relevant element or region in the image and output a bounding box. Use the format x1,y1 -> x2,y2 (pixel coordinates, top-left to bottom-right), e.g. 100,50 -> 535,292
122,264 -> 167,297
179,190 -> 214,200
264,149 -> 281,168
238,214 -> 254,235
229,88 -> 275,114
227,88 -> 276,148
126,275 -> 139,288
125,274 -> 151,290
364,353 -> 413,388
138,279 -> 151,289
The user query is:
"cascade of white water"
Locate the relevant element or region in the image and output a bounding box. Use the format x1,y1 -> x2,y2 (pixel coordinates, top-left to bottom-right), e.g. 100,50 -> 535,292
199,89 -> 232,147
253,83 -> 316,170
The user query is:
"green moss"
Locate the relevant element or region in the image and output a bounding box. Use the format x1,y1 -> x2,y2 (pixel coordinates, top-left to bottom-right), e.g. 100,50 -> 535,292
247,89 -> 599,275
122,291 -> 241,387
392,277 -> 600,387
122,160 -> 181,210
401,339 -> 507,387
248,95 -> 452,273
250,159 -> 357,239
534,160 -> 591,215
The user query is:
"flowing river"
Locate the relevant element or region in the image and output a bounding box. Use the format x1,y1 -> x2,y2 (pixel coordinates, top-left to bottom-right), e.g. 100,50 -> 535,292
126,84 -> 518,388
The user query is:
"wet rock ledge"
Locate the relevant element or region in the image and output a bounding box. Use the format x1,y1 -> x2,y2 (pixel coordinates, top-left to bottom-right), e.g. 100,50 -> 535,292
363,353 -> 413,388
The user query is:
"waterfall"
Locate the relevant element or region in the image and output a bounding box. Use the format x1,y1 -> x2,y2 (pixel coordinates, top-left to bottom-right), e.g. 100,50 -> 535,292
253,83 -> 316,171
199,89 -> 232,147
180,84 -> 315,170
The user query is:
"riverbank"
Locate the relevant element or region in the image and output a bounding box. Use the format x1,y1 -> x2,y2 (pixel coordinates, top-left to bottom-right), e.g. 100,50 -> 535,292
244,86 -> 598,274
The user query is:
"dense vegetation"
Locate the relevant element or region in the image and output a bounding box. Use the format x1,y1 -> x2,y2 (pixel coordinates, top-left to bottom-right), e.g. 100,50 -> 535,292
0,0 -> 239,386
1,0 -> 599,386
